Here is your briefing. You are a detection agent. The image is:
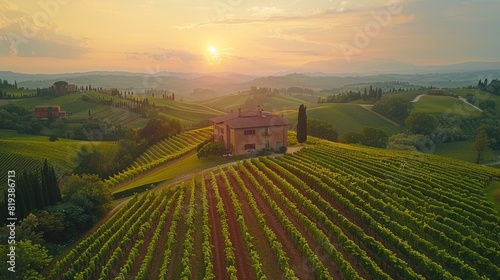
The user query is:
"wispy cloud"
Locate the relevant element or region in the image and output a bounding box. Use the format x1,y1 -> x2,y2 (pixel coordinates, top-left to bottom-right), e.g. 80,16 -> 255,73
0,1 -> 89,58
124,49 -> 202,63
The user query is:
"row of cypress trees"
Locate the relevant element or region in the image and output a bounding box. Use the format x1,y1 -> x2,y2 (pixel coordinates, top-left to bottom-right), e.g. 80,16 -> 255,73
0,159 -> 61,225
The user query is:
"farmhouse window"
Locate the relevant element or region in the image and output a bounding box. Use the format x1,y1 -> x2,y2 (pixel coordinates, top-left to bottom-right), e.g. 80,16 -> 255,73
244,129 -> 256,135
244,143 -> 256,150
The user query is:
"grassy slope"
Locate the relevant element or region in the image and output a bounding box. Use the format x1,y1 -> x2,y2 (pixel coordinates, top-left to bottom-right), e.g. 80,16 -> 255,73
200,93 -> 402,135
0,130 -> 117,189
448,88 -> 500,115
413,95 -> 481,117
113,153 -> 244,193
286,103 -> 404,135
433,140 -> 499,163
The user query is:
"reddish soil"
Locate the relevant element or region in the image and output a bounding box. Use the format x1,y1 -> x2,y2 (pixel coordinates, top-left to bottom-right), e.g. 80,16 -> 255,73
191,182 -> 205,280
264,159 -> 373,279
129,199 -> 167,277
215,174 -> 254,280
206,177 -> 228,280
227,171 -> 285,280
238,164 -> 314,279
282,156 -> 404,279
147,196 -> 178,279
246,161 -> 341,279
166,192 -> 189,279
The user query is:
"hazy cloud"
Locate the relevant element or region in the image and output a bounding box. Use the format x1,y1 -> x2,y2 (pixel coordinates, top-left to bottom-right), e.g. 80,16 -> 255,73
0,2 -> 89,58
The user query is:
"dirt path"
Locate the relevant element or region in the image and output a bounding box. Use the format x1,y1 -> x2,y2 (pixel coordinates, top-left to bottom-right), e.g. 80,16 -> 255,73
411,94 -> 425,103
457,96 -> 483,112
206,177 -> 227,280
359,104 -> 401,127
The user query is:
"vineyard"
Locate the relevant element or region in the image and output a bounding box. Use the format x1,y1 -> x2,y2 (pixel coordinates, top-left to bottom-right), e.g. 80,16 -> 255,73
48,140 -> 500,279
107,127 -> 212,190
0,137 -> 117,190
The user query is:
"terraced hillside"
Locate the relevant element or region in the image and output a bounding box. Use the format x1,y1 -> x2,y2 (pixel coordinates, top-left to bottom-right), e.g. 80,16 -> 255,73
0,131 -> 117,190
107,127 -> 212,191
48,140 -> 500,279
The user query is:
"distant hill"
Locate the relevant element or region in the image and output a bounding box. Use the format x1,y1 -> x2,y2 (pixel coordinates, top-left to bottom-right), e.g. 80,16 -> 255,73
2,63 -> 500,101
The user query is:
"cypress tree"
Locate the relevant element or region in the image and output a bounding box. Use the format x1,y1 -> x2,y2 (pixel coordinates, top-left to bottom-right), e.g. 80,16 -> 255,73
40,160 -> 51,207
48,166 -> 61,204
297,104 -> 307,143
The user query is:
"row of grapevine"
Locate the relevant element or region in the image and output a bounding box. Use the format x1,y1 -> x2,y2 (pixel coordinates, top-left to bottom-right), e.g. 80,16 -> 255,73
217,166 -> 267,279
158,186 -> 186,280
180,177 -> 197,279
105,127 -> 212,188
209,171 -> 238,279
227,164 -> 298,279
285,150 -> 471,279
46,137 -> 500,280
200,173 -> 215,280
239,161 -> 334,279
283,145 -> 499,279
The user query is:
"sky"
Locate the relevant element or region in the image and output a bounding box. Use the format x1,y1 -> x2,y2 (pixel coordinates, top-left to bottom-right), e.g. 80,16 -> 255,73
0,0 -> 499,75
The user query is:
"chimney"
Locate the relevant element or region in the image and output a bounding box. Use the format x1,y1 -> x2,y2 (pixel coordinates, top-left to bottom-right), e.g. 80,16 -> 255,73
257,105 -> 261,116
231,109 -> 233,113
238,108 -> 241,117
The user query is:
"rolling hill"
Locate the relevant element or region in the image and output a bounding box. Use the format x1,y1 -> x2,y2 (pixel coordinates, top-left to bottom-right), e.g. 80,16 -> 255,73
46,137 -> 500,279
0,130 -> 118,190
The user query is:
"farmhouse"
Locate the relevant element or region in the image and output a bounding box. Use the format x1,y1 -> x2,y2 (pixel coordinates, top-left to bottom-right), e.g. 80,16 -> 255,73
49,81 -> 77,94
34,105 -> 70,119
209,107 -> 289,155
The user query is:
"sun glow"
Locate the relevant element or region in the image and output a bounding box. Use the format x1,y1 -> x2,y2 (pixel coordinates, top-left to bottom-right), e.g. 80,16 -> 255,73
207,45 -> 221,64
209,46 -> 218,55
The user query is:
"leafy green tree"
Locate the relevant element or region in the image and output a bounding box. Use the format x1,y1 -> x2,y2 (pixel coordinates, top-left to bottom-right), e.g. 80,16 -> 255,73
475,129 -> 489,164
372,96 -> 413,124
197,141 -> 225,158
297,104 -> 307,143
139,116 -> 181,145
62,174 -> 112,218
0,240 -> 52,279
360,127 -> 388,148
405,112 -> 438,135
478,124 -> 500,149
479,100 -> 496,110
307,119 -> 338,142
339,131 -> 362,144
388,133 -> 433,151
46,202 -> 88,236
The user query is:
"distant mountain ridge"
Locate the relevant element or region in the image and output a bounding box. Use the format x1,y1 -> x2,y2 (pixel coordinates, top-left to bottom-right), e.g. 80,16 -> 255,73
2,61 -> 500,100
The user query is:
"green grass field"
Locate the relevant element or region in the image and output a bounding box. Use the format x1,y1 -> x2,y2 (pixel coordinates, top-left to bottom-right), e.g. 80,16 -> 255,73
284,103 -> 404,135
113,152 -> 245,194
0,130 -> 118,189
433,140 -> 499,164
448,88 -> 500,115
413,95 -> 482,117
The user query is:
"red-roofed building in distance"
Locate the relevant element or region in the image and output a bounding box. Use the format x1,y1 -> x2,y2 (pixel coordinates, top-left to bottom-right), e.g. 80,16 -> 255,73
49,81 -> 77,94
209,106 -> 289,155
34,105 -> 71,119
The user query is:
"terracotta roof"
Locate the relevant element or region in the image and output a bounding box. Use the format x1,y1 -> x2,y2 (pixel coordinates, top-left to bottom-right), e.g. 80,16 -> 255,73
209,111 -> 289,129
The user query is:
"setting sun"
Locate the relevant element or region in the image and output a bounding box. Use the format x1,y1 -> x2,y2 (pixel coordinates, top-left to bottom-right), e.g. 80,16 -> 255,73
207,45 -> 221,64
209,46 -> 218,56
